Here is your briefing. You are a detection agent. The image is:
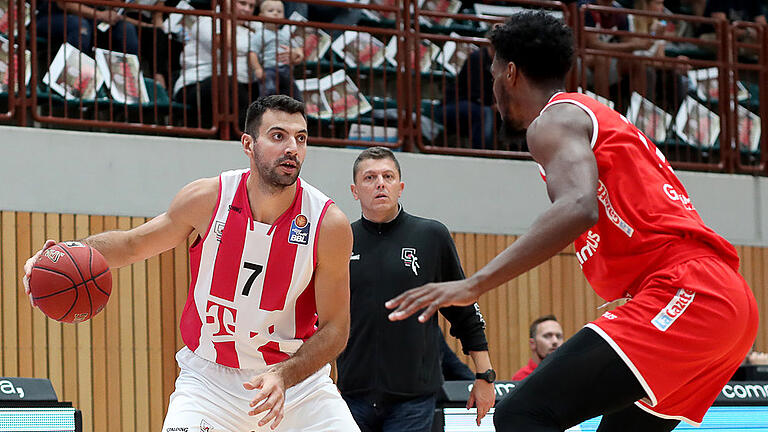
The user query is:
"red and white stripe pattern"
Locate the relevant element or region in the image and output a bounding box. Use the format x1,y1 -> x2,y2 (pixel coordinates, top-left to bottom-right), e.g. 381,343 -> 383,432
180,169 -> 333,369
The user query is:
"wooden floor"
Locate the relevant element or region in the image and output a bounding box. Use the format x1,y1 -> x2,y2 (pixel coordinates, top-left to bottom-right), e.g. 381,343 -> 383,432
1,211 -> 766,432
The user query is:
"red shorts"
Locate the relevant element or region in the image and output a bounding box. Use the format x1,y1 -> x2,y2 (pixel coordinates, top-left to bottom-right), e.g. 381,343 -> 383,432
588,256 -> 758,425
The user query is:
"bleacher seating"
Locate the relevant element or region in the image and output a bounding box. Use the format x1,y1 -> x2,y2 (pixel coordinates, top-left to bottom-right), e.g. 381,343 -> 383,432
0,0 -> 764,175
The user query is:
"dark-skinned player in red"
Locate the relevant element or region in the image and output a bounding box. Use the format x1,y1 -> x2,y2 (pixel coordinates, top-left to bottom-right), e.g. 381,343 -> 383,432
386,11 -> 758,432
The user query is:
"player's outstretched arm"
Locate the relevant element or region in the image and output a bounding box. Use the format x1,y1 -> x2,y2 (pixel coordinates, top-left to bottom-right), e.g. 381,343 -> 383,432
81,177 -> 216,268
22,177 -> 217,299
243,204 -> 353,429
387,103 -> 599,322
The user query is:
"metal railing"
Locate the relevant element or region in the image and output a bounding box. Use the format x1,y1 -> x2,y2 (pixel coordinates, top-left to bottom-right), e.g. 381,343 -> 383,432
0,0 -> 765,175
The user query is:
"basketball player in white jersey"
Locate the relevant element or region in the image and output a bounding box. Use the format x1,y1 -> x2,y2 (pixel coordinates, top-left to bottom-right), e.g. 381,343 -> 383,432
23,95 -> 360,431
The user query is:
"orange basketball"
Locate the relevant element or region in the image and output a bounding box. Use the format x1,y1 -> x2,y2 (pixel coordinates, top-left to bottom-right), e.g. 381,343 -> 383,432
28,241 -> 112,323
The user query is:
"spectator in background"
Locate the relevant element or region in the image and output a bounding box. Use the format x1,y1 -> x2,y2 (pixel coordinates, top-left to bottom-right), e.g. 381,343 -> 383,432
337,147 -> 496,431
36,0 -> 139,55
437,44 -> 497,150
630,0 -> 690,109
284,0 -> 361,36
580,0 -> 653,98
703,0 -> 766,58
127,0 -> 186,90
173,0 -> 258,130
249,0 -> 303,100
511,315 -> 564,381
705,0 -> 767,30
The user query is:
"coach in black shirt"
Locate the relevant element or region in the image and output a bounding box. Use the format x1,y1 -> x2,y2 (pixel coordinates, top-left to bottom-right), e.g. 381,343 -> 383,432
337,147 -> 495,431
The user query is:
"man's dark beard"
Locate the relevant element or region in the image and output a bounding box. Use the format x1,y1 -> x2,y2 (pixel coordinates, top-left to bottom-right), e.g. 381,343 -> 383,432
253,152 -> 301,192
499,122 -> 528,152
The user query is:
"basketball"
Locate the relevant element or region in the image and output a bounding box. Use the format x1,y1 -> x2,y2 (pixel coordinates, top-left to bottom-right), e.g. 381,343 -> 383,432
28,241 -> 112,323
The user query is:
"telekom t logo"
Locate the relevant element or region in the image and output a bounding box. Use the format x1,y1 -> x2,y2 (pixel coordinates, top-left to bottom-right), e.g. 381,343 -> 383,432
205,301 -> 237,337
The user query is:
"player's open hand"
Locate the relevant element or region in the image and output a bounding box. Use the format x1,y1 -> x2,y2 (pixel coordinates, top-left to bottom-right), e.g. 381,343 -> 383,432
467,380 -> 495,426
22,240 -> 57,306
243,370 -> 286,430
385,279 -> 479,323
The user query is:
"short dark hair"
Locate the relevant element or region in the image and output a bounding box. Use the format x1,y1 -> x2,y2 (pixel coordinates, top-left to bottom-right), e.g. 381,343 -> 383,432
352,147 -> 402,182
529,314 -> 558,338
489,11 -> 574,86
244,95 -> 305,137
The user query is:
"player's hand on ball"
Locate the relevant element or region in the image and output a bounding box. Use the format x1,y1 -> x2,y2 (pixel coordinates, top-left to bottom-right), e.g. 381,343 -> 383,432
244,370 -> 286,429
386,279 -> 479,323
22,239 -> 57,306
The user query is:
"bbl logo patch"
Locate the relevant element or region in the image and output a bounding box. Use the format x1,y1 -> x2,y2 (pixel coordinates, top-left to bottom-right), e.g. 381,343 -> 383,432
288,214 -> 310,245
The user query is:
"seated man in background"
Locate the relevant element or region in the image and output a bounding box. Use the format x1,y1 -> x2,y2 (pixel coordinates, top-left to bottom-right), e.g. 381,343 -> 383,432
284,0 -> 361,37
173,0 -> 258,130
434,43 -> 498,150
511,315 -> 564,381
703,0 -> 765,58
580,0 -> 652,99
36,0 -> 139,55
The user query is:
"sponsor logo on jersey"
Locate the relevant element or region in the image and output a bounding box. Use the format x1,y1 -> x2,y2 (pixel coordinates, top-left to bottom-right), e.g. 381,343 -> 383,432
214,220 -> 225,242
44,249 -> 65,263
576,230 -> 601,266
597,180 -> 634,237
205,300 -> 238,338
350,253 -> 360,261
401,248 -> 420,276
63,241 -> 85,247
662,184 -> 695,211
651,288 -> 695,331
602,311 -> 618,320
288,214 -> 310,245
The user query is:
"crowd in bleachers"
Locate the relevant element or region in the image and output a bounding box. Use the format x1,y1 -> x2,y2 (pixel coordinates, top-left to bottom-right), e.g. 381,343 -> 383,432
0,0 -> 765,173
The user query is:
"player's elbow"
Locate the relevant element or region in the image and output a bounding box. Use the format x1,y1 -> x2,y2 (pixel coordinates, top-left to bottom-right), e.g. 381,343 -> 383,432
572,194 -> 599,229
321,316 -> 350,358
335,319 -> 351,355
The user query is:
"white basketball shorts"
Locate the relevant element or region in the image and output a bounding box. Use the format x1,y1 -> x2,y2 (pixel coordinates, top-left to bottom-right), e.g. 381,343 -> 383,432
161,347 -> 360,432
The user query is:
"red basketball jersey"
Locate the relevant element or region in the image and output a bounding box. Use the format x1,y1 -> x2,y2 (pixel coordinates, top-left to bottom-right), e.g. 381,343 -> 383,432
540,92 -> 739,302
180,170 -> 334,369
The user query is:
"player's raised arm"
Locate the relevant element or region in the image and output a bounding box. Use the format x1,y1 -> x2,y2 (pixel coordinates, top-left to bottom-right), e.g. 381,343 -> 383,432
244,204 -> 353,429
22,177 -> 217,297
387,104 -> 599,322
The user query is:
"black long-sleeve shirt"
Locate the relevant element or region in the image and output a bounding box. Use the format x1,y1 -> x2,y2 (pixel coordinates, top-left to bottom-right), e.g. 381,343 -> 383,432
336,208 -> 488,401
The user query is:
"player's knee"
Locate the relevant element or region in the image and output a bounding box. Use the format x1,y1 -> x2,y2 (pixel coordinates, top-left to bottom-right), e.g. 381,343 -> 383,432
493,390 -> 560,432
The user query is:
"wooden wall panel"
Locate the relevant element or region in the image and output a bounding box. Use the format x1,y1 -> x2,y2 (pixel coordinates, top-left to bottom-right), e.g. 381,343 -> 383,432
2,211 -> 18,376
45,213 -> 64,400
89,216 -> 107,432
31,213 -> 48,379
1,211 -> 766,432
17,212 -> 33,380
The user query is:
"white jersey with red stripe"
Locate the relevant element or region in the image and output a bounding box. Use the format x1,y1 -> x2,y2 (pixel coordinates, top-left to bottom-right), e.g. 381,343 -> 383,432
539,92 -> 739,302
179,169 -> 334,370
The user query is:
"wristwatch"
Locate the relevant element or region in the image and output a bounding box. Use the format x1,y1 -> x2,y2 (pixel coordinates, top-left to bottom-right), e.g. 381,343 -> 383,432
475,369 -> 496,383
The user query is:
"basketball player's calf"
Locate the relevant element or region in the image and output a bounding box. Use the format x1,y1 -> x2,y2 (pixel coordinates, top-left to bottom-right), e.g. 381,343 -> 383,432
493,328 -> 658,432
